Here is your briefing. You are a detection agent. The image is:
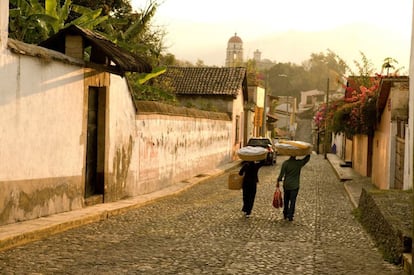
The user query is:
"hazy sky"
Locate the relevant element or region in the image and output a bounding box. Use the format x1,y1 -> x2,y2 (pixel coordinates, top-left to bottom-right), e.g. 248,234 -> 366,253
132,0 -> 413,72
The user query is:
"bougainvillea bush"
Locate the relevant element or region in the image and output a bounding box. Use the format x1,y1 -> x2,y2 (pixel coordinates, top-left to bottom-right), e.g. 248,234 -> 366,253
314,74 -> 381,138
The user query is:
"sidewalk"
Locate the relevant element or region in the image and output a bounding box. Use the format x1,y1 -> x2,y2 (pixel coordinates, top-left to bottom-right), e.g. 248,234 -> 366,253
325,153 -> 370,209
0,161 -> 242,252
327,153 -> 412,274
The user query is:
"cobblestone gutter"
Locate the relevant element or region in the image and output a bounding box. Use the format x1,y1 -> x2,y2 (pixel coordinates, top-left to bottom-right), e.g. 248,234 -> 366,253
358,187 -> 412,264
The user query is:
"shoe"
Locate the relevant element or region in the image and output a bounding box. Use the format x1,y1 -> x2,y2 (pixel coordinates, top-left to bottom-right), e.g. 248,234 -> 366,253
245,213 -> 251,218
288,217 -> 293,221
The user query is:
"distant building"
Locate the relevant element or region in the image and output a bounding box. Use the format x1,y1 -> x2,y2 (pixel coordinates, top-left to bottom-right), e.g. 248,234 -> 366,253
253,49 -> 261,63
253,49 -> 274,71
225,33 -> 243,67
298,89 -> 325,112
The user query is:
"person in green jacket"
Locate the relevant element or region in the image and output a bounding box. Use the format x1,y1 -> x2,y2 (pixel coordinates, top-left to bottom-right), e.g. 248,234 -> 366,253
276,154 -> 311,221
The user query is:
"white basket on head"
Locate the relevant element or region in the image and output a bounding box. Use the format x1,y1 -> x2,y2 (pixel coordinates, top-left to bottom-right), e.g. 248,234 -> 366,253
275,140 -> 313,156
237,146 -> 267,161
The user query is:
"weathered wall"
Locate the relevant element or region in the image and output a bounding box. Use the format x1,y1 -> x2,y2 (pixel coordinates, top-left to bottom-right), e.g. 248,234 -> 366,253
232,90 -> 245,157
0,27 -> 238,225
0,52 -> 86,225
177,92 -> 244,159
358,188 -> 412,264
131,102 -> 232,195
409,4 -> 414,191
372,100 -> 392,189
0,0 -> 7,51
332,133 -> 345,159
105,75 -> 139,202
352,134 -> 370,177
345,138 -> 353,162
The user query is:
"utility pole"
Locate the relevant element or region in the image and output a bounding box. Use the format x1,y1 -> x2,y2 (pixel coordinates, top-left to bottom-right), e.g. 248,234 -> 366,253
324,78 -> 330,159
286,96 -> 289,133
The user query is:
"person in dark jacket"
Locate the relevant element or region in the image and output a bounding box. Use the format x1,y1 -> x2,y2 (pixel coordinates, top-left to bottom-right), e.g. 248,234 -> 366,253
277,154 -> 311,221
239,160 -> 265,218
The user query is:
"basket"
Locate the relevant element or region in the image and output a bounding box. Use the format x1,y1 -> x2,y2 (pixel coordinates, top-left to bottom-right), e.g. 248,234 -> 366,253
237,146 -> 267,161
228,172 -> 243,190
275,140 -> 313,156
237,151 -> 267,161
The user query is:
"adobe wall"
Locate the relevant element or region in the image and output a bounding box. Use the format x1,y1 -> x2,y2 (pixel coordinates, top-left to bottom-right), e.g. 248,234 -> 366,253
130,101 -> 232,195
372,99 -> 392,189
352,134 -> 369,177
0,52 -> 86,225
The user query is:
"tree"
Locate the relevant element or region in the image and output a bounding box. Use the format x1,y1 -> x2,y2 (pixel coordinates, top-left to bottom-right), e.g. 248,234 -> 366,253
9,0 -> 51,43
314,52 -> 383,138
69,0 -> 132,17
9,0 -> 107,44
128,67 -> 177,103
100,0 -> 165,65
304,50 -> 347,92
381,57 -> 401,76
262,50 -> 347,103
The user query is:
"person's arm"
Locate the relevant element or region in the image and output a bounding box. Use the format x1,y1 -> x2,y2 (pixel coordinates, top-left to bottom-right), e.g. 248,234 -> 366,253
239,163 -> 247,176
301,154 -> 311,166
276,163 -> 286,187
258,159 -> 266,168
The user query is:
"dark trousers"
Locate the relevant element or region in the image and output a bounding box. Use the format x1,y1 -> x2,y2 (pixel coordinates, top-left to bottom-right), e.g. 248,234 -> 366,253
242,183 -> 257,215
283,188 -> 299,219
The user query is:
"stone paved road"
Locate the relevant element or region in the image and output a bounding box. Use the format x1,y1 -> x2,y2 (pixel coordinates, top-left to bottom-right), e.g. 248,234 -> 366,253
0,155 -> 403,274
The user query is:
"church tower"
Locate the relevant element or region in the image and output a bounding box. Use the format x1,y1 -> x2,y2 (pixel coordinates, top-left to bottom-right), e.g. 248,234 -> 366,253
253,49 -> 261,63
225,33 -> 243,67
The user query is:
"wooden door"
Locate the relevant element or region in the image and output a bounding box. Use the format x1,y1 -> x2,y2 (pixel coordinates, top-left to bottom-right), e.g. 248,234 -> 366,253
85,87 -> 106,201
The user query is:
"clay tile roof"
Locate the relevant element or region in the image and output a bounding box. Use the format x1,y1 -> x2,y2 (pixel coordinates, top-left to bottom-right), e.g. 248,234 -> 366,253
39,25 -> 152,75
159,66 -> 247,98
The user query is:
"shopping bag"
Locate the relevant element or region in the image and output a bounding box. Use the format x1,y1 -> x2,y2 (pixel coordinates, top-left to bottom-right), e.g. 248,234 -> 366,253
228,172 -> 243,190
272,187 -> 283,208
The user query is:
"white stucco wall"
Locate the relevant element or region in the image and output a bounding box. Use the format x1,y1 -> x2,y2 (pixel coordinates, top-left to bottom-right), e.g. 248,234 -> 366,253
0,0 -> 8,51
256,87 -> 265,108
106,74 -> 137,198
133,114 -> 232,195
407,2 -> 414,189
0,50 -> 86,224
0,55 -> 85,180
232,90 -> 245,154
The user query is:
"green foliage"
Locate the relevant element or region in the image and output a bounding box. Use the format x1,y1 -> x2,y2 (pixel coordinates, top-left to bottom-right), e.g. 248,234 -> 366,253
321,83 -> 379,138
98,0 -> 164,65
9,0 -> 107,44
261,49 -> 347,101
311,52 -> 399,138
128,67 -> 177,103
9,0 -> 53,43
69,0 -> 132,16
331,103 -> 353,136
314,54 -> 381,138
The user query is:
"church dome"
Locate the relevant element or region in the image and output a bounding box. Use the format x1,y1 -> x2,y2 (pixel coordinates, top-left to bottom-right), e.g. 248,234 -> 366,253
228,33 -> 242,43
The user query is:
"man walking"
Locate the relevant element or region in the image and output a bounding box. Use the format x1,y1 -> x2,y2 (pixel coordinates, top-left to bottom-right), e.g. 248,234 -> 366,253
277,154 -> 311,221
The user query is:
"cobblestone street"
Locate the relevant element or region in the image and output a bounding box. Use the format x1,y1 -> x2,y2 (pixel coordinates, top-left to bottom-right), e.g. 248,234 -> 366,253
0,154 -> 404,274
